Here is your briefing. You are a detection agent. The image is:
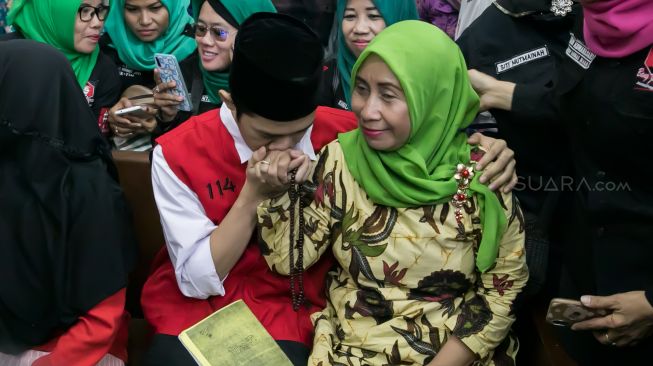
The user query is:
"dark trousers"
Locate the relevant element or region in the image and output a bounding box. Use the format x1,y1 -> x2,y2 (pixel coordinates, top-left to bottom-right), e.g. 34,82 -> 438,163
144,334 -> 310,366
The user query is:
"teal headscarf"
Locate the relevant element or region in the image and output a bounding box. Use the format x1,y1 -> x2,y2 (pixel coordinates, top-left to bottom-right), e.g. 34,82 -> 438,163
338,21 -> 506,273
336,0 -> 418,108
8,0 -> 100,88
193,0 -> 276,104
104,0 -> 196,71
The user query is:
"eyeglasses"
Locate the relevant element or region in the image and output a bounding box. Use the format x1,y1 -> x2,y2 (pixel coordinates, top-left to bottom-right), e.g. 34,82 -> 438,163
194,24 -> 230,42
78,5 -> 110,22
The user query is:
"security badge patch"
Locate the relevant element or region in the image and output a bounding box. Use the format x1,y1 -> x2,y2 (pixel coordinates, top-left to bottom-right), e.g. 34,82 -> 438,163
635,47 -> 653,92
566,33 -> 596,70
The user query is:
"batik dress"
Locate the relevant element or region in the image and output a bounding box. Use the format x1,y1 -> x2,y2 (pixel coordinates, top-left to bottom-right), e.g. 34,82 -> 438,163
258,141 -> 528,366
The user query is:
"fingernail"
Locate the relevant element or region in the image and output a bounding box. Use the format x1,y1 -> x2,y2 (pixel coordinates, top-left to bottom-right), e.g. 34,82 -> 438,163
479,175 -> 486,183
581,296 -> 591,305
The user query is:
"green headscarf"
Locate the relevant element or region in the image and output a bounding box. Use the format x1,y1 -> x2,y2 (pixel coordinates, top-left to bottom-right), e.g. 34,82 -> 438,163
338,20 -> 506,273
7,0 -> 99,88
104,0 -> 196,71
336,0 -> 418,108
193,0 -> 276,104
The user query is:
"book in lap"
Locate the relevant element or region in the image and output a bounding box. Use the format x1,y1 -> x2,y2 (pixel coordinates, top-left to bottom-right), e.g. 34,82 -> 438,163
178,300 -> 293,366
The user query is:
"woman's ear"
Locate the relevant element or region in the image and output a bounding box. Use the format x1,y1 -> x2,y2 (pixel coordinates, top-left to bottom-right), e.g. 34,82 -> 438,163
219,90 -> 236,112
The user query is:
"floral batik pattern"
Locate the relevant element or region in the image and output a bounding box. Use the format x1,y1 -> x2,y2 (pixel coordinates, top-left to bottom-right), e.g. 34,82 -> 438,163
258,142 -> 528,365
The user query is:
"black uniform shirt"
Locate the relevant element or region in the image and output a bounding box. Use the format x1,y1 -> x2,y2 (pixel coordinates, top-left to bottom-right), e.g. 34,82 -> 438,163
555,32 -> 653,310
316,58 -> 348,111
100,34 -> 156,91
457,5 -> 580,217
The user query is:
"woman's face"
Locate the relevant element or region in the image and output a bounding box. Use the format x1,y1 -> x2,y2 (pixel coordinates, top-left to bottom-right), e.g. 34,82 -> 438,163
342,0 -> 386,58
195,1 -> 238,72
74,0 -> 107,54
351,54 -> 410,151
124,0 -> 170,42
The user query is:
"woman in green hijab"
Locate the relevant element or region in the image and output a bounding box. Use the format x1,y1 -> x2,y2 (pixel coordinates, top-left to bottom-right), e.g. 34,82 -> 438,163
150,0 -> 276,137
2,0 -> 122,125
103,0 -> 196,146
258,21 -> 528,365
317,0 -> 418,110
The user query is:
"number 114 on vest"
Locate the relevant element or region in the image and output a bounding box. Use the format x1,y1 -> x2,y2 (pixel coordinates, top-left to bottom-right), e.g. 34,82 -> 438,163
206,178 -> 236,199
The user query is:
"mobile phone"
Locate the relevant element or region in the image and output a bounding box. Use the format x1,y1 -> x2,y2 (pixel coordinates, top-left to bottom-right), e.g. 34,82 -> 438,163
154,53 -> 192,112
546,298 -> 609,327
115,105 -> 152,119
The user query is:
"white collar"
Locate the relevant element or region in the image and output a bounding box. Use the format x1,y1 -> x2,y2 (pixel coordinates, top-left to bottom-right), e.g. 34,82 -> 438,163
219,103 -> 317,164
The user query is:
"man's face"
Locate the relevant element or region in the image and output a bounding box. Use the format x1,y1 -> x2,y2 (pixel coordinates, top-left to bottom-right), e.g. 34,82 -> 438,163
237,111 -> 316,153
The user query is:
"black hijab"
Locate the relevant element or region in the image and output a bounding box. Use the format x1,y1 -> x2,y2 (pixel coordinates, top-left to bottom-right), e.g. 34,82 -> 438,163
0,40 -> 136,353
495,0 -> 578,16
494,0 -> 580,24
495,0 -> 551,15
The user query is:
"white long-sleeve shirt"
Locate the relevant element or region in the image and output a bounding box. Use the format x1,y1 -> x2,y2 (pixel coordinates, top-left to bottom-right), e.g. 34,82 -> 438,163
151,104 -> 316,299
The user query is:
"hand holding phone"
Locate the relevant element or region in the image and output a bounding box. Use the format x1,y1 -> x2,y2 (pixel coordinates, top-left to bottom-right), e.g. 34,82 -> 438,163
154,53 -> 192,112
546,298 -> 609,327
114,105 -> 152,119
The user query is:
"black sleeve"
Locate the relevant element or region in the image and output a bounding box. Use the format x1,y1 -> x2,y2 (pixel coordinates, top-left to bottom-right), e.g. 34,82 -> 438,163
511,12 -> 587,125
89,52 -> 121,126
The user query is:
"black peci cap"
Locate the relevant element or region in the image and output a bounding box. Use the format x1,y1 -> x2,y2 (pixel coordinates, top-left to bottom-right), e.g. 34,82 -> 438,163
229,12 -> 324,122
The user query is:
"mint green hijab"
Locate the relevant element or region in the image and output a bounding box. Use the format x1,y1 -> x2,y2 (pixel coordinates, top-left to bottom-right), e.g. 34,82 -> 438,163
104,0 -> 196,71
193,0 -> 276,104
336,0 -> 418,108
8,0 -> 99,88
338,21 -> 506,273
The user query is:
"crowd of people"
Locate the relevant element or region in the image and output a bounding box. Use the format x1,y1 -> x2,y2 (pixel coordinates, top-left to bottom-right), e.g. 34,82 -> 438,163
0,0 -> 651,365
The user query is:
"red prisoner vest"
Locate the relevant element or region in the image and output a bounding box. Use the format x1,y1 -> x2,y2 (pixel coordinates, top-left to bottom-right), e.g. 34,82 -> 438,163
141,107 -> 357,345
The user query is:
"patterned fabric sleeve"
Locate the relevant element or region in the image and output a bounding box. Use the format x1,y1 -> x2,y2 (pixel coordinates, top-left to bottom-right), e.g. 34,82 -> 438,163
257,142 -> 341,275
444,191 -> 529,359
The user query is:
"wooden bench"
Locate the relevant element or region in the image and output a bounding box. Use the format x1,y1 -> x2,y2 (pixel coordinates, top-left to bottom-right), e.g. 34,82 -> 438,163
112,150 -> 164,366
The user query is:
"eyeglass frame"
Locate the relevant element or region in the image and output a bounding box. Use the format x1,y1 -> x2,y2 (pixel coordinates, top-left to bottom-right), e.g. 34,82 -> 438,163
193,23 -> 231,42
78,4 -> 110,22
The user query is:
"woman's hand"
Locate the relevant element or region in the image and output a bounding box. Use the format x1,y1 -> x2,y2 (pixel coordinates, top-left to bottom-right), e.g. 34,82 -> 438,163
241,147 -> 311,204
108,97 -> 157,137
153,68 -> 184,123
468,69 -> 515,112
468,133 -> 517,193
571,291 -> 653,347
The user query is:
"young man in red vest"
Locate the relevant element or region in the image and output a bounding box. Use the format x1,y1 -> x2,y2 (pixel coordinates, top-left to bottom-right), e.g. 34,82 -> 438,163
142,12 -> 518,365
